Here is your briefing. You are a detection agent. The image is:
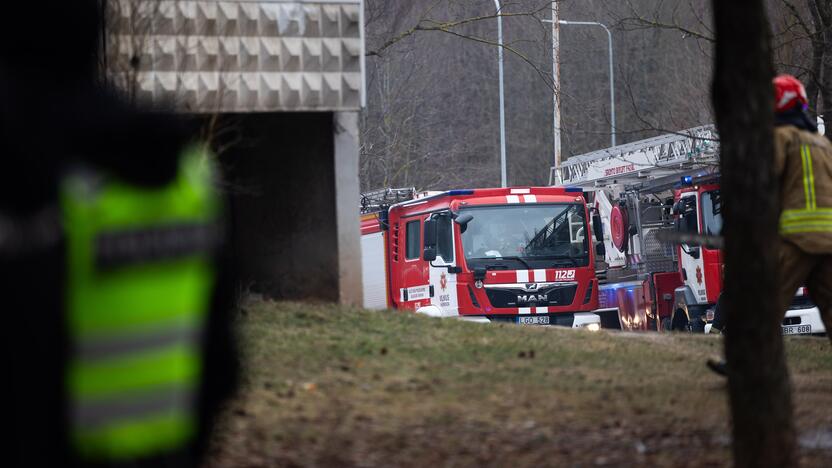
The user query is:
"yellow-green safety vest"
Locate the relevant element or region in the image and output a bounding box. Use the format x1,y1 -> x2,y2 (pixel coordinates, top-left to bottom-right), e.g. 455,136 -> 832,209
61,146 -> 220,461
780,143 -> 832,234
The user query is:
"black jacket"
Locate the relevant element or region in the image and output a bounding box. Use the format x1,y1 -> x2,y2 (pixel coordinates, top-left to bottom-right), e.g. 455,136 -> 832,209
1,3 -> 237,467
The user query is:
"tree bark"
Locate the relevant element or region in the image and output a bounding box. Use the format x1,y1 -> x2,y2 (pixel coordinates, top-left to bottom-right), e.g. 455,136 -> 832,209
813,0 -> 832,118
712,1 -> 797,467
806,0 -> 824,117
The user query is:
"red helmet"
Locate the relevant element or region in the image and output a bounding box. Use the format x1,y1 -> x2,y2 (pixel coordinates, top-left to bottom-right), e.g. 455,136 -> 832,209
774,74 -> 808,113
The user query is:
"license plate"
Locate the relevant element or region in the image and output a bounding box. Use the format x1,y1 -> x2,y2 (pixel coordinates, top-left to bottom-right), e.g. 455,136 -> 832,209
783,324 -> 812,335
517,316 -> 550,326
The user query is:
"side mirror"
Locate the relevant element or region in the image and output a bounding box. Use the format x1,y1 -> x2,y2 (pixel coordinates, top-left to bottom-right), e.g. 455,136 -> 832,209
688,246 -> 701,260
454,213 -> 473,234
423,219 -> 438,261
473,266 -> 487,282
378,210 -> 390,231
592,213 -> 604,242
671,201 -> 683,215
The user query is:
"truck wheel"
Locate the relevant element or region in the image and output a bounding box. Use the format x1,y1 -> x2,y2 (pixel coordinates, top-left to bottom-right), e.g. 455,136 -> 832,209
661,317 -> 672,332
689,318 -> 706,333
686,305 -> 708,333
671,310 -> 689,332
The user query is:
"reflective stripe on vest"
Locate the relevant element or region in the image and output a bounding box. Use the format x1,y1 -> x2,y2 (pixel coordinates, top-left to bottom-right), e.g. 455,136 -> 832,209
61,146 -> 219,461
780,144 -> 832,234
801,144 -> 817,210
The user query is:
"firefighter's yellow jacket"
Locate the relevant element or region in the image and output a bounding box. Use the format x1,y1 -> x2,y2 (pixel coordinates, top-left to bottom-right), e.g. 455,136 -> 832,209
775,125 -> 832,253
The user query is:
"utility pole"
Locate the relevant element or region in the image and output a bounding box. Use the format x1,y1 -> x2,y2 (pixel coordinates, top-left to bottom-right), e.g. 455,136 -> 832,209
494,0 -> 507,187
542,3 -> 563,182
551,2 -> 562,179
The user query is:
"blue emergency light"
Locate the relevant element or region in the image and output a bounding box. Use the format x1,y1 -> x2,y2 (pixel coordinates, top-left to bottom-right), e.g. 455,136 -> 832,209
681,176 -> 693,185
564,187 -> 583,193
448,189 -> 475,196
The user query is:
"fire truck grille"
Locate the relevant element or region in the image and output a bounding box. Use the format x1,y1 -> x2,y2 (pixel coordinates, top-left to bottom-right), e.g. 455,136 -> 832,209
485,284 -> 578,309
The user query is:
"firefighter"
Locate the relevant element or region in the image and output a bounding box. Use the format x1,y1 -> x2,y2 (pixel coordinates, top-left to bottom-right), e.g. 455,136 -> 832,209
707,74 -> 832,377
1,2 -> 237,466
771,73 -> 832,342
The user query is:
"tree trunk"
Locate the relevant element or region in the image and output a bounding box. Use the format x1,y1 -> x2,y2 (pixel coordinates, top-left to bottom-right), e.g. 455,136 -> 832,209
712,1 -> 797,467
813,0 -> 832,120
806,0 -> 824,117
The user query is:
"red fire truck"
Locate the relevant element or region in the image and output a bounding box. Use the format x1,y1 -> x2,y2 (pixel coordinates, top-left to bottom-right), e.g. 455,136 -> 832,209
360,187 -> 604,328
552,125 -> 824,335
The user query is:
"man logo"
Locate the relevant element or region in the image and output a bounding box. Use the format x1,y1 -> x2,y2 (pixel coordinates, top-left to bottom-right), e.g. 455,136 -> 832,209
525,283 -> 538,291
517,294 -> 548,304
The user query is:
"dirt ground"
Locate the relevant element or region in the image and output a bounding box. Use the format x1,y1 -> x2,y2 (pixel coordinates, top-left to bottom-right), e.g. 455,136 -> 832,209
204,299 -> 832,467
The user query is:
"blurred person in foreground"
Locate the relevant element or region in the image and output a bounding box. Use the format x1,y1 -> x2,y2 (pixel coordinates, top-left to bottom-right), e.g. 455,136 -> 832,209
707,74 -> 832,376
0,2 -> 237,466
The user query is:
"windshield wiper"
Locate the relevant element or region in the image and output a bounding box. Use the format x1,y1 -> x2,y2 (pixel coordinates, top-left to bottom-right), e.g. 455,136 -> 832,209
491,256 -> 533,270
531,254 -> 583,267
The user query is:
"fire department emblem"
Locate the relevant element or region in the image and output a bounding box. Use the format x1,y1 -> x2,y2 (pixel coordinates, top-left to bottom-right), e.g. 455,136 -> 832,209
440,272 -> 448,291
696,265 -> 703,285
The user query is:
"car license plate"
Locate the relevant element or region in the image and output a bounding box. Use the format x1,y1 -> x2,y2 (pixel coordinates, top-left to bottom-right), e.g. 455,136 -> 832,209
782,324 -> 812,335
517,316 -> 550,326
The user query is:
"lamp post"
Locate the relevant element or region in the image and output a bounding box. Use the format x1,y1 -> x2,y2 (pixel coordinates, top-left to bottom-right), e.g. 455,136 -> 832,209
545,19 -> 617,149
494,0 -> 508,187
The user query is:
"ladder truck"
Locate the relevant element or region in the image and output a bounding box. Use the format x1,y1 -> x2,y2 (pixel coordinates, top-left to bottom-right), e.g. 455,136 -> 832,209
551,125 -> 824,335
359,186 -> 605,329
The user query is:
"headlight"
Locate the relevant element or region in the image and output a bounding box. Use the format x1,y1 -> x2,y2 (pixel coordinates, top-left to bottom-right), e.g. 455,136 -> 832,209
585,323 -> 601,332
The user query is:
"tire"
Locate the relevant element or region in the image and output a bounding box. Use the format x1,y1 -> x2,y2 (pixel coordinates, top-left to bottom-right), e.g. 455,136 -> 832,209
661,317 -> 672,332
686,305 -> 708,333
671,310 -> 689,332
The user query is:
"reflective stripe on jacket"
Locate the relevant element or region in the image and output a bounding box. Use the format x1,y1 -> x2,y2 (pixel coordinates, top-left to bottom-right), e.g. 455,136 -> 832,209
61,146 -> 220,461
775,125 -> 832,253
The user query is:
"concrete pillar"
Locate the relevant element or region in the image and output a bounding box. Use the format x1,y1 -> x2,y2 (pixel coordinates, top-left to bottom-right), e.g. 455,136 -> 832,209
334,112 -> 363,306
220,112 -> 337,301
217,111 -> 363,305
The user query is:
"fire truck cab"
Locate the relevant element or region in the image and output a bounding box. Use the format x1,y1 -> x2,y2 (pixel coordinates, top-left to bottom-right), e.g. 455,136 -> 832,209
360,187 -> 603,328
552,125 -> 825,335
670,180 -> 723,331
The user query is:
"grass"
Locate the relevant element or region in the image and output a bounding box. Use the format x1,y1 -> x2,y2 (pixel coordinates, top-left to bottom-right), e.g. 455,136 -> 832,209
205,299 -> 832,467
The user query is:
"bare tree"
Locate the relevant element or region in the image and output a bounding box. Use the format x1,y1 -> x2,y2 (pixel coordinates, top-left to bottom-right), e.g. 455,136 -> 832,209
712,0 -> 797,465
360,0 -> 736,193
619,0 -> 832,118
361,0 -> 559,191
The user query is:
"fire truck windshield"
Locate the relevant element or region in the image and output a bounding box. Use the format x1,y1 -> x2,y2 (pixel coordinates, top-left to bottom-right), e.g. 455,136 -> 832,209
460,203 -> 589,269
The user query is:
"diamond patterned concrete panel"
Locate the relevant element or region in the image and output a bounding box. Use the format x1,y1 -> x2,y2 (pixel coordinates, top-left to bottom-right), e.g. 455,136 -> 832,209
109,1 -> 364,112
302,39 -> 322,72
301,73 -> 323,107
259,38 -> 281,72
197,2 -> 218,36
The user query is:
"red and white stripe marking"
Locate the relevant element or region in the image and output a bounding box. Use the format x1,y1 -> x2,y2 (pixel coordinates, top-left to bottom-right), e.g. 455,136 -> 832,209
485,269 -> 577,284
514,269 -> 549,283
506,194 -> 538,204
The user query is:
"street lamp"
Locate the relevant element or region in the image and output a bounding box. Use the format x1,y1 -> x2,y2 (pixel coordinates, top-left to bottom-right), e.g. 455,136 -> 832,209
544,19 -> 617,149
494,0 -> 508,187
